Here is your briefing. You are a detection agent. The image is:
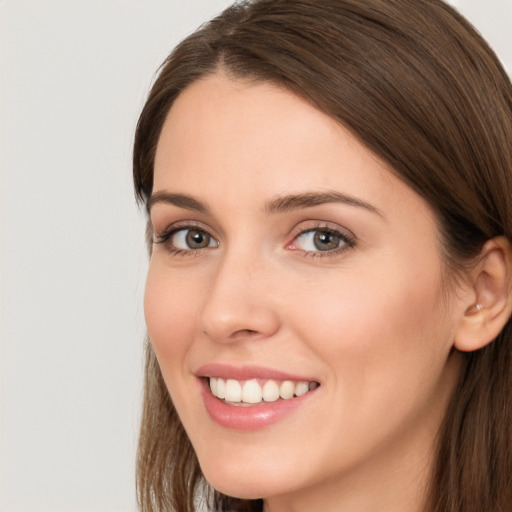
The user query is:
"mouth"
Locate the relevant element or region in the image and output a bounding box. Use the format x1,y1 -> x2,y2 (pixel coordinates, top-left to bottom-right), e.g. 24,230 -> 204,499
196,364 -> 321,429
207,377 -> 320,406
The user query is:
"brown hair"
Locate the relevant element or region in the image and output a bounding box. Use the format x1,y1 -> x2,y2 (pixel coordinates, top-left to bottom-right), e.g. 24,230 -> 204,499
133,1 -> 512,510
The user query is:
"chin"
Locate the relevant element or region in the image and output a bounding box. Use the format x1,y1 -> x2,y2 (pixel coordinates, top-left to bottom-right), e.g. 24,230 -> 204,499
199,456 -> 295,500
204,472 -> 267,500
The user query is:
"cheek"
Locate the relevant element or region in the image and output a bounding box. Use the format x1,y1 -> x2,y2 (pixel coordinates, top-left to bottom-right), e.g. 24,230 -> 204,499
287,255 -> 451,407
144,261 -> 200,367
291,260 -> 440,340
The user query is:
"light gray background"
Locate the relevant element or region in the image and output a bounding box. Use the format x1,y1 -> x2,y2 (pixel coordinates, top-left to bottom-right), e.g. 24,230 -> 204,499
1,1 -> 510,511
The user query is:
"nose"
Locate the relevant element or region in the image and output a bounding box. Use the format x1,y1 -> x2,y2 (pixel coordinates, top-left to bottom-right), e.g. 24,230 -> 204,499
199,252 -> 281,343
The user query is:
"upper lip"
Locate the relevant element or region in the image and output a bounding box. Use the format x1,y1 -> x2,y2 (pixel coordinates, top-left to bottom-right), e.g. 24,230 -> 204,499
195,363 -> 317,382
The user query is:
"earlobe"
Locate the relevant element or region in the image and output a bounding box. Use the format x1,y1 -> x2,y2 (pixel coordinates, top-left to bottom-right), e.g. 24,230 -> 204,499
454,236 -> 512,352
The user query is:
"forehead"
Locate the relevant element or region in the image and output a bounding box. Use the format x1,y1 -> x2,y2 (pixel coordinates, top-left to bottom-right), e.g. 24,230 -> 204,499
153,72 -> 434,231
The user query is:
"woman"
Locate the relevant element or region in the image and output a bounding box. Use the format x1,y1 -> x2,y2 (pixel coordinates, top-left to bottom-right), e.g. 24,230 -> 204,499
133,0 -> 512,510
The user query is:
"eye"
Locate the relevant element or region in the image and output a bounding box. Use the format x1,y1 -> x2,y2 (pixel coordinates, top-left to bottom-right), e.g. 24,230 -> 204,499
172,228 -> 217,250
154,225 -> 219,254
288,226 -> 355,255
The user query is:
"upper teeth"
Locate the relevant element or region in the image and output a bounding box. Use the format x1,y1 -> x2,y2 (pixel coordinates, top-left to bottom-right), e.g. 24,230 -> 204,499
209,377 -> 318,404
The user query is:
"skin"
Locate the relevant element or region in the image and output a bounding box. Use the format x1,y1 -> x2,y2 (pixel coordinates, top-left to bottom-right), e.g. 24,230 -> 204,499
145,72 -> 468,512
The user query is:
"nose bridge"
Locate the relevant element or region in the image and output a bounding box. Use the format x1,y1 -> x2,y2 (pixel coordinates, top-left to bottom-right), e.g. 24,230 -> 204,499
199,244 -> 280,343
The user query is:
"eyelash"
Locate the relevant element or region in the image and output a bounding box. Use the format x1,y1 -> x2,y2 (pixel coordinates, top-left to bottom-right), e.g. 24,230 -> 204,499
153,222 -> 356,258
153,222 -> 217,257
286,223 -> 356,258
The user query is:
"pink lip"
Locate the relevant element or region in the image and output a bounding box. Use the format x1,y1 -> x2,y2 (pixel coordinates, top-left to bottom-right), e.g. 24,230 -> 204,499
195,363 -> 315,382
195,364 -> 319,431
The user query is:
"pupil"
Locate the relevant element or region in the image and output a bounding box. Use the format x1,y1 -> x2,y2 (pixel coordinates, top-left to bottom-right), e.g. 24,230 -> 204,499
314,231 -> 340,251
186,229 -> 209,248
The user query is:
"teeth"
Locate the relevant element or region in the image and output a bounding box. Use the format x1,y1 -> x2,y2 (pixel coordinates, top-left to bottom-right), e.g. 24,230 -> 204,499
209,377 -> 318,404
279,380 -> 295,399
242,379 -> 262,404
224,379 -> 242,402
209,377 -> 217,396
262,380 -> 280,402
216,378 -> 226,399
295,381 -> 309,396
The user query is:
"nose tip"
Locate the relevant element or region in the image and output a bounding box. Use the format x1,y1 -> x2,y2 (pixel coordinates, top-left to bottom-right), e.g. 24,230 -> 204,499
198,263 -> 280,343
200,301 -> 280,344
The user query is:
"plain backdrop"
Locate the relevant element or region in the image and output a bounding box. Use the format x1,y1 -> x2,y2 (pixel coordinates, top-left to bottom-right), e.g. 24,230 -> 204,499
0,1 -> 510,511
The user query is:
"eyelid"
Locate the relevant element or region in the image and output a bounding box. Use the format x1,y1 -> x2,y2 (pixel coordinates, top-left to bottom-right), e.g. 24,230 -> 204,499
153,220 -> 213,240
152,219 -> 355,258
288,220 -> 356,241
153,221 -> 219,255
286,221 -> 356,256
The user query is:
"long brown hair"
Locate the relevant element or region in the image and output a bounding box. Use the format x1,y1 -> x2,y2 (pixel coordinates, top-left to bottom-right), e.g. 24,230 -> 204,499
133,1 -> 512,510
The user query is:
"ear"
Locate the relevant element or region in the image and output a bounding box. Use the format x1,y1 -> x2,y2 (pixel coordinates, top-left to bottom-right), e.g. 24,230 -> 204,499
454,236 -> 512,352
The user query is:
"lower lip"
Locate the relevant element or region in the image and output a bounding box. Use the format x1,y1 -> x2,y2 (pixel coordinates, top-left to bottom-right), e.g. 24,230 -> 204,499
200,379 -> 316,431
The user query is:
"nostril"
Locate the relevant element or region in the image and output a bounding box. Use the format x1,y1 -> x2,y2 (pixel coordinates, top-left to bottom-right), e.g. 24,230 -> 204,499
203,328 -> 260,340
232,329 -> 259,338
200,300 -> 281,343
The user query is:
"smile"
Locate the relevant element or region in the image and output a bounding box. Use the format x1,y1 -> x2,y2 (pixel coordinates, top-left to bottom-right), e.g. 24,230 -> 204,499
196,364 -> 321,429
209,377 -> 320,405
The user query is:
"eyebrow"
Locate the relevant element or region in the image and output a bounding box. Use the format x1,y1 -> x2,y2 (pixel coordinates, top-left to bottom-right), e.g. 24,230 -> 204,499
264,191 -> 385,218
147,192 -> 208,215
147,190 -> 384,218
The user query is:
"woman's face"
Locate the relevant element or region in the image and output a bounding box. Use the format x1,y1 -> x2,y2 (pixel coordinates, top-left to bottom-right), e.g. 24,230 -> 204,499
145,73 -> 465,508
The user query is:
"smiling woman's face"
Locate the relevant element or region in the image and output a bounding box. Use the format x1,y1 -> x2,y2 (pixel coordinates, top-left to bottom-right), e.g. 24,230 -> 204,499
145,73 -> 466,510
